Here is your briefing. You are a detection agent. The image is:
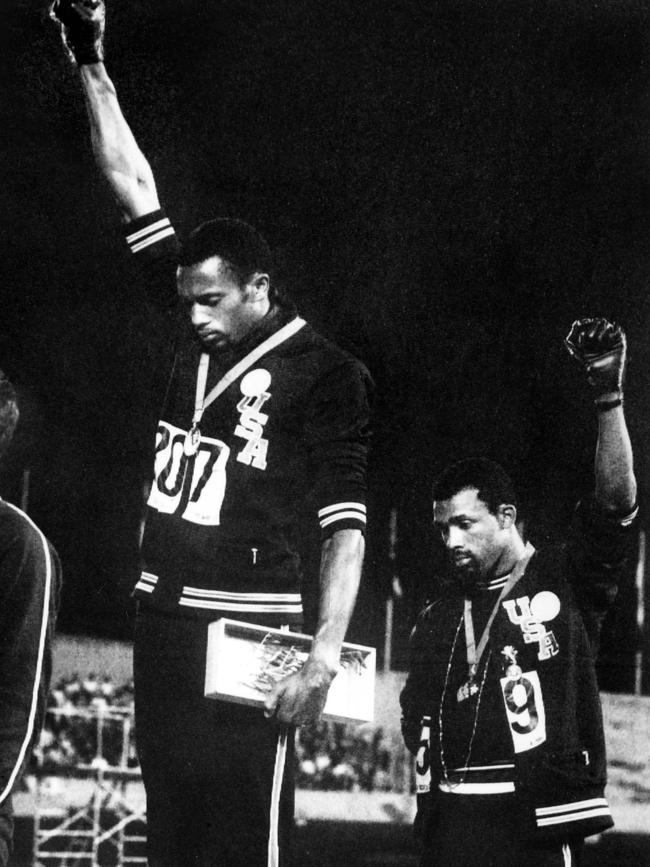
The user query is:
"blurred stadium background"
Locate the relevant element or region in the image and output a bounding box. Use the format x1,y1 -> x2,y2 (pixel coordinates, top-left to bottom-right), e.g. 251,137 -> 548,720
3,635 -> 648,866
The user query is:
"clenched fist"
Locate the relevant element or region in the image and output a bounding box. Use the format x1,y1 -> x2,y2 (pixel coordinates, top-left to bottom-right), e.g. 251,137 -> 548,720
565,317 -> 627,402
50,0 -> 105,66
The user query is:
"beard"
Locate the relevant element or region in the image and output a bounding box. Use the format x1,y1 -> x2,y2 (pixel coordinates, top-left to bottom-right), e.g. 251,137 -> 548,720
449,556 -> 481,596
194,331 -> 231,352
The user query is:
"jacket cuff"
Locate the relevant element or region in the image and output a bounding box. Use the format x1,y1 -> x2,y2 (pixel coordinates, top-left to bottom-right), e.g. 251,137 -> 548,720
124,210 -> 175,255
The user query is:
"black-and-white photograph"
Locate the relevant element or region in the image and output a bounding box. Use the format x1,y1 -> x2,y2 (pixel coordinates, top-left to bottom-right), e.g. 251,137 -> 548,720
2,1 -> 649,864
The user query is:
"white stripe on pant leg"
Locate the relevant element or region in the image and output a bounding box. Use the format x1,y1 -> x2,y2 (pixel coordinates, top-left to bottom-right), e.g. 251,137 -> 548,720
268,727 -> 288,867
563,842 -> 572,866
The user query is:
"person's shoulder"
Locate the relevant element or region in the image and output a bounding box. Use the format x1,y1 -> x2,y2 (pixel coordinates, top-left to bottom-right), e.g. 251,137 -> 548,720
291,321 -> 371,377
520,542 -> 580,600
522,542 -> 561,577
405,595 -> 448,652
0,500 -> 50,553
0,499 -> 35,535
414,594 -> 447,628
0,503 -> 60,600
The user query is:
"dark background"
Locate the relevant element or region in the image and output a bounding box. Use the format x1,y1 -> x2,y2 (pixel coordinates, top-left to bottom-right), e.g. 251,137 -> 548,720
3,0 -> 650,685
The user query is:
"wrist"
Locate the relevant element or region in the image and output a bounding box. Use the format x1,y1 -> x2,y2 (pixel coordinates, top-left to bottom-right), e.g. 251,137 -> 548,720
594,390 -> 623,412
75,48 -> 104,66
305,648 -> 340,682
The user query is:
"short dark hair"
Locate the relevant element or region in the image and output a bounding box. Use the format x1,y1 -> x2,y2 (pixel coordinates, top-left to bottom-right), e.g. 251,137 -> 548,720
433,457 -> 518,514
178,218 -> 275,288
0,371 -> 18,458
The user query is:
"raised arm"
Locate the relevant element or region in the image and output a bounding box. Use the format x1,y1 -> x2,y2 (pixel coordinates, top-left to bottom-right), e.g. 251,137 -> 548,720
565,317 -> 637,514
594,400 -> 636,514
51,0 -> 159,221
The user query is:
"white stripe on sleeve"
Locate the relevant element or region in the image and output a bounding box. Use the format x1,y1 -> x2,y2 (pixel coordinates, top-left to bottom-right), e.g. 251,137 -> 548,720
130,226 -> 176,253
318,502 -> 366,529
125,218 -> 171,244
0,505 -> 53,804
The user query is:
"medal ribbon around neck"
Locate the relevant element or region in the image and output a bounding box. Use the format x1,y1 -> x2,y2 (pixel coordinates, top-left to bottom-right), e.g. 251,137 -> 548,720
463,541 -> 535,683
439,543 -> 535,790
184,316 -> 306,456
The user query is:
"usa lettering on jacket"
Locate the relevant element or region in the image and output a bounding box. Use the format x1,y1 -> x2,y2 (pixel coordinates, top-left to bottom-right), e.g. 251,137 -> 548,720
502,592 -> 561,660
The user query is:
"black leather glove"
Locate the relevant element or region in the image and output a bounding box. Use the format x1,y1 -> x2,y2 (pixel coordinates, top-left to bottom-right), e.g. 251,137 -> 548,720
565,317 -> 627,404
50,0 -> 105,66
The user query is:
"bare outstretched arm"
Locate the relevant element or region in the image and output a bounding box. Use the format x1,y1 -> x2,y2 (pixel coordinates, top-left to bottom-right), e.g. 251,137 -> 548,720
79,64 -> 160,221
51,0 -> 159,221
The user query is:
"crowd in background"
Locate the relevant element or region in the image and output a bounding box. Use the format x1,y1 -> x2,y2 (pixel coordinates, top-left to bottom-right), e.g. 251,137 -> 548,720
31,675 -> 397,793
34,674 -> 137,772
296,720 -> 393,792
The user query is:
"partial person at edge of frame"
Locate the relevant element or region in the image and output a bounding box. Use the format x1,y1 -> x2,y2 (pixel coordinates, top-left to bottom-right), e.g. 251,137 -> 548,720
0,372 -> 61,867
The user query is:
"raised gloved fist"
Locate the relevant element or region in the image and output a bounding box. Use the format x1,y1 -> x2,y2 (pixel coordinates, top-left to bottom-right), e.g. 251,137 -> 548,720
50,0 -> 105,66
565,317 -> 627,400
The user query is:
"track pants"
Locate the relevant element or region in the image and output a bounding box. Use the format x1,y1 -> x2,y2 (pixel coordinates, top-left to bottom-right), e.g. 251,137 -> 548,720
420,792 -> 584,867
134,606 -> 295,867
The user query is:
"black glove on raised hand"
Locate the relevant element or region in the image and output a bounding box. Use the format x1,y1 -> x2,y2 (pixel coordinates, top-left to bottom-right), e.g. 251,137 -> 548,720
565,317 -> 627,406
50,0 -> 105,66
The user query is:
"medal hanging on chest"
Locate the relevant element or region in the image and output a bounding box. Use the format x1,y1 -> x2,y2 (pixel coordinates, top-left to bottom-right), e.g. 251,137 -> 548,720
454,545 -> 534,703
456,663 -> 479,703
439,545 -> 536,789
438,613 -> 492,791
456,597 -> 482,704
184,423 -> 201,457
185,353 -> 211,458
183,317 -> 307,463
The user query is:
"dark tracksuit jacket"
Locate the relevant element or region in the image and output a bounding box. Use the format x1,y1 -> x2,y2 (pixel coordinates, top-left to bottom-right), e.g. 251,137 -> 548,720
122,210 -> 373,866
126,210 -> 373,627
400,499 -> 637,846
0,500 -> 60,865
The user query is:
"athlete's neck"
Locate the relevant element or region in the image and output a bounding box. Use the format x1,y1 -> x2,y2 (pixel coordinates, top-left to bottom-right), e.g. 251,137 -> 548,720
489,534 -> 528,581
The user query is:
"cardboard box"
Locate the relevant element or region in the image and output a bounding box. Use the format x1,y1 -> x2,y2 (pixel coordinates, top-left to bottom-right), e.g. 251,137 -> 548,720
205,619 -> 375,724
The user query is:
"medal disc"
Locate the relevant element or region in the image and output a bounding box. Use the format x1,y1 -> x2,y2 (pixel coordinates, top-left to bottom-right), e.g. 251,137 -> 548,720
184,426 -> 201,456
456,680 -> 479,702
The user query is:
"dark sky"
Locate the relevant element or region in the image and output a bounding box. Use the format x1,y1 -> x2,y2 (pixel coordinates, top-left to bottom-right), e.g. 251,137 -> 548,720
3,0 -> 650,679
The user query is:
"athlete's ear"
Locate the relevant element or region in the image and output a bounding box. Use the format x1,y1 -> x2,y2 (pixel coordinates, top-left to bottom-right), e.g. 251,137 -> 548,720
497,504 -> 517,529
247,272 -> 270,301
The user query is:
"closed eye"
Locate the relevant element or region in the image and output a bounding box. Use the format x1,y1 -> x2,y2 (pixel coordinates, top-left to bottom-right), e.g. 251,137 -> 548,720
199,295 -> 223,308
183,295 -> 223,310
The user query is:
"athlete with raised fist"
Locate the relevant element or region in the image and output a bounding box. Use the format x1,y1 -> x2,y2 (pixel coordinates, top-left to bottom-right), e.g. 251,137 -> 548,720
50,3 -> 372,865
401,318 -> 637,866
